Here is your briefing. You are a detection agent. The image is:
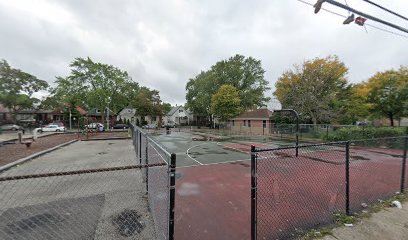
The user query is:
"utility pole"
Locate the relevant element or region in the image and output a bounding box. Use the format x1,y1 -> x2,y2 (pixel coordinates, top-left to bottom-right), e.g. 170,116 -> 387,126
69,108 -> 72,131
107,97 -> 111,131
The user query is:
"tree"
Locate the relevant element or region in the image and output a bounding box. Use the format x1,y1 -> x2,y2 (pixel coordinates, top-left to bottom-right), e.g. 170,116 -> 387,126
186,54 -> 270,120
361,67 -> 408,126
53,57 -> 137,126
162,103 -> 172,114
0,59 -> 49,122
131,87 -> 165,126
274,56 -> 349,124
210,85 -> 241,121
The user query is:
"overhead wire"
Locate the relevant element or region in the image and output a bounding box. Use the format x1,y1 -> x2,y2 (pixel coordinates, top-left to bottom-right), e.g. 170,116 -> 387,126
295,0 -> 408,39
361,0 -> 408,22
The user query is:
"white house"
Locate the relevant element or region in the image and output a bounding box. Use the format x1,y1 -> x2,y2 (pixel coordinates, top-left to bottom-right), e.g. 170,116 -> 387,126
117,107 -> 138,123
117,107 -> 160,126
165,106 -> 193,125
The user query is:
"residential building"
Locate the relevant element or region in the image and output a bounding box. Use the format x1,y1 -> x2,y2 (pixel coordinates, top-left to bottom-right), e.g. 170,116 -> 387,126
117,107 -> 161,126
165,106 -> 192,125
87,108 -> 116,126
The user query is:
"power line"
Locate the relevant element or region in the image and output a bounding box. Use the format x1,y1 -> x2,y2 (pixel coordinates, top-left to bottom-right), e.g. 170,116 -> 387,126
295,0 -> 408,39
325,0 -> 408,34
361,0 -> 408,22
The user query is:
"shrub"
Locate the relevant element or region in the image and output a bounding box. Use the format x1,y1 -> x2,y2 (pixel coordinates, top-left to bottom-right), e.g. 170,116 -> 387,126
323,127 -> 407,141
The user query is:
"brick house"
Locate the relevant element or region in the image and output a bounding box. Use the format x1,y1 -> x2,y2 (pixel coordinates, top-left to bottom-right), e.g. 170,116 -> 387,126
230,109 -> 274,135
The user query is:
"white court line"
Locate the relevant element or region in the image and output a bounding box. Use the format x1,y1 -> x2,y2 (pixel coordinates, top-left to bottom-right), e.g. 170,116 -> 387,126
185,143 -> 206,165
176,155 -> 267,169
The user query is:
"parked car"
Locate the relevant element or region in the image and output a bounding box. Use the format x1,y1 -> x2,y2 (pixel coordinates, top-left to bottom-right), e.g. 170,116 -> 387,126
86,123 -> 103,129
142,123 -> 157,129
40,124 -> 66,132
113,123 -> 129,129
0,124 -> 24,131
163,122 -> 176,128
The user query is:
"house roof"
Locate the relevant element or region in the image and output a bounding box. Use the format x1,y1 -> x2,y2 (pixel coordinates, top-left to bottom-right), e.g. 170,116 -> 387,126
167,106 -> 181,116
167,105 -> 192,116
51,105 -> 87,116
232,109 -> 273,120
76,106 -> 87,115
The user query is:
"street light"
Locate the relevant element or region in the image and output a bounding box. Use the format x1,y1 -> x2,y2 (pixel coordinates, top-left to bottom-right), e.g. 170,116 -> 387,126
273,109 -> 300,157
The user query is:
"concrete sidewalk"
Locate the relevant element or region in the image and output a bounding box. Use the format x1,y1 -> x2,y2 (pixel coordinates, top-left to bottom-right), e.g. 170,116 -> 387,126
322,204 -> 408,240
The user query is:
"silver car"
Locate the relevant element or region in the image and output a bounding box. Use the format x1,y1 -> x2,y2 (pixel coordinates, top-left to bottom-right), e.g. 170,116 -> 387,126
0,124 -> 24,131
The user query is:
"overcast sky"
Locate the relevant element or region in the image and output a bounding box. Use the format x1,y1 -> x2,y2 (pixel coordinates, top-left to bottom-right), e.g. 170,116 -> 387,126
1,0 -> 407,108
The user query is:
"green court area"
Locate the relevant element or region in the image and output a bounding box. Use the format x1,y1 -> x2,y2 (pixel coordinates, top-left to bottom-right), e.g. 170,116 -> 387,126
150,131 -> 294,167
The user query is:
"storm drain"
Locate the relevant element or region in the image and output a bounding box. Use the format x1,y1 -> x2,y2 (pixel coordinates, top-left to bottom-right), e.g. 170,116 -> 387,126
113,209 -> 145,237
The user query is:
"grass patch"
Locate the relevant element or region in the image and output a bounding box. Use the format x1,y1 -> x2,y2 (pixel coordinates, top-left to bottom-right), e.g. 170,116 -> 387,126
301,227 -> 333,240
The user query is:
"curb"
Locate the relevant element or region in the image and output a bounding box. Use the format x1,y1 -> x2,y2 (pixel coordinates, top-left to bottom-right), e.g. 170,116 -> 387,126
0,139 -> 79,173
81,137 -> 131,141
0,132 -> 59,144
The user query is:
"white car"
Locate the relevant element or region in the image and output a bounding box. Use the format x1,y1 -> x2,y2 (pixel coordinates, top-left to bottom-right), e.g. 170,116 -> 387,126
41,124 -> 66,132
86,123 -> 103,129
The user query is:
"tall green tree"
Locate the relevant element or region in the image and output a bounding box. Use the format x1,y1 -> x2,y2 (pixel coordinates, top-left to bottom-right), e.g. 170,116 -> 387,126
361,67 -> 408,126
0,59 -> 49,122
53,57 -> 137,125
131,87 -> 165,125
186,54 -> 270,120
162,103 -> 172,115
274,56 -> 349,124
210,85 -> 241,121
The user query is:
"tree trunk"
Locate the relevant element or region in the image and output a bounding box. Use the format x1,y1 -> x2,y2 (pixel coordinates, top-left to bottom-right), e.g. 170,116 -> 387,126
389,113 -> 394,127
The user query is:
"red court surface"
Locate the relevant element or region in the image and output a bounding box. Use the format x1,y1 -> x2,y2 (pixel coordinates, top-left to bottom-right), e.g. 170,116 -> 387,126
175,162 -> 251,240
174,145 -> 406,240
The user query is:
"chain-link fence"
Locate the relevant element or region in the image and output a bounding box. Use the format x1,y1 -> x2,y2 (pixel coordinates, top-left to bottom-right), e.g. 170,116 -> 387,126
349,137 -> 407,213
0,124 -> 175,240
251,136 -> 408,240
130,124 -> 176,240
0,139 -> 165,240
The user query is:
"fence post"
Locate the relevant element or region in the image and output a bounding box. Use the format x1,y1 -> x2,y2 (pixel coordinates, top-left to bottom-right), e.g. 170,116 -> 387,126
400,136 -> 408,193
145,135 -> 149,193
139,132 -> 142,165
251,145 -> 257,240
345,141 -> 350,215
169,153 -> 176,240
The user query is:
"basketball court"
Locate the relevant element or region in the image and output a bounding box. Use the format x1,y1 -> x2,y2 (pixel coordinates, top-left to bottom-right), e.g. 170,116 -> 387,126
150,131 -> 407,240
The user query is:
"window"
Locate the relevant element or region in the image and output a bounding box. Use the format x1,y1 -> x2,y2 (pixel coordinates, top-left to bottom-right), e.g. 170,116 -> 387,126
263,120 -> 266,128
152,116 -> 157,121
243,120 -> 246,126
248,120 -> 251,128
179,109 -> 184,113
128,109 -> 132,113
232,120 -> 235,126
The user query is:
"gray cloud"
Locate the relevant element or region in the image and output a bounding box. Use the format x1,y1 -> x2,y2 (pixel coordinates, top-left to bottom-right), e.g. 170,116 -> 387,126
1,0 -> 407,105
